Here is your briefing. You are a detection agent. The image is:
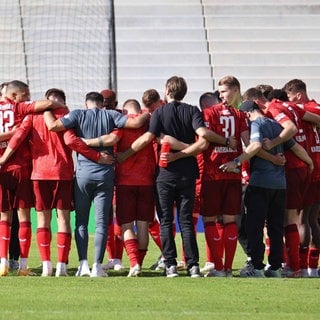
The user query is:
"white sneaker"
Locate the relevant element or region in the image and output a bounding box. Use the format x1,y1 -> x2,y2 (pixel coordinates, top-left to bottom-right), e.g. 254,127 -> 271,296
308,268 -> 319,278
90,263 -> 108,277
55,262 -> 68,277
75,260 -> 91,277
200,262 -> 215,273
155,258 -> 165,271
102,259 -> 114,270
113,259 -> 124,271
127,264 -> 141,277
41,261 -> 53,277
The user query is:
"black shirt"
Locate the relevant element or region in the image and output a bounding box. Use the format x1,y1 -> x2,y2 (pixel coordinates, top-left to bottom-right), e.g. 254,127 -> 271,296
149,101 -> 205,180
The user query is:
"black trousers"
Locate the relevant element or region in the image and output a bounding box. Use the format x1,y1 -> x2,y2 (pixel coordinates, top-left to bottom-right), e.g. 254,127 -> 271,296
244,185 -> 285,270
156,179 -> 199,268
9,209 -> 20,260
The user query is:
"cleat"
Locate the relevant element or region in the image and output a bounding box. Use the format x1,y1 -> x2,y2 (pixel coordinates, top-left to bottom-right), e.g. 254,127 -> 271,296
90,263 -> 108,277
281,266 -> 301,278
239,260 -> 254,277
75,260 -> 91,277
240,268 -> 265,278
301,268 -> 309,278
264,268 -> 282,278
308,268 -> 319,278
200,261 -> 215,273
0,263 -> 9,277
177,260 -> 187,271
155,258 -> 166,271
188,265 -> 201,278
55,262 -> 68,277
113,259 -> 124,271
102,259 -> 114,270
165,265 -> 179,278
204,269 -> 226,277
127,264 -> 142,277
225,269 -> 233,278
41,261 -> 53,277
9,259 -> 19,270
18,268 -> 37,276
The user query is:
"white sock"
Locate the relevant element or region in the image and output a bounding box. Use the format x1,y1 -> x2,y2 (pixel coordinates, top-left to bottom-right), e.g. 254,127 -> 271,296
20,258 -> 28,270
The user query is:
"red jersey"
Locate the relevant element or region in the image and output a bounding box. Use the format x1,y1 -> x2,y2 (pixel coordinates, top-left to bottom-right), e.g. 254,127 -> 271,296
298,100 -> 320,181
0,98 -> 35,171
115,115 -> 156,185
202,103 -> 248,181
8,108 -> 101,180
267,99 -> 307,169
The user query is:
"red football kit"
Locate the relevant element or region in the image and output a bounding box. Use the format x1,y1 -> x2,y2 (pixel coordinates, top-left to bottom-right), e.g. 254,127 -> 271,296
201,103 -> 248,216
115,115 -> 156,225
266,99 -> 310,209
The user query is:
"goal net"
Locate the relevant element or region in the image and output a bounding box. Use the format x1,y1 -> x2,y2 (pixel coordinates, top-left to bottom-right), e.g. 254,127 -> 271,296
0,0 -> 114,109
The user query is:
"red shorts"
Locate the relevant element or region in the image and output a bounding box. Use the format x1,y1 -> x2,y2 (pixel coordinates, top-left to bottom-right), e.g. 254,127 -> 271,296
0,168 -> 34,211
116,185 -> 155,225
200,180 -> 242,216
33,180 -> 73,211
303,181 -> 320,206
285,167 -> 311,209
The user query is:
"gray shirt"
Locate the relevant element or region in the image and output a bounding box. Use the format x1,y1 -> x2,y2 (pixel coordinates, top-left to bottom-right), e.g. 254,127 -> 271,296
61,107 -> 127,181
249,116 -> 295,189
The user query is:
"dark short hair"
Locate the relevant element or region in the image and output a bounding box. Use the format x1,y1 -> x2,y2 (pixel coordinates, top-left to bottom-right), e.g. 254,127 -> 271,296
199,91 -> 221,109
239,100 -> 260,112
166,76 -> 187,101
267,89 -> 288,102
142,89 -> 160,107
283,79 -> 307,94
45,88 -> 66,103
85,91 -> 104,104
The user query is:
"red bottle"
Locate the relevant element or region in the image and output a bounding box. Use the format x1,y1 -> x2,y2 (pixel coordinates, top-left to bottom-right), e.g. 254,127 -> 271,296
159,142 -> 170,168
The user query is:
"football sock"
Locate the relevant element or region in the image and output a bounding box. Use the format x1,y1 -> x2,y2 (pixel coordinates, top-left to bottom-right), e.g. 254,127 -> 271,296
18,221 -> 31,259
138,249 -> 147,266
223,222 -> 238,270
37,227 -> 51,262
148,221 -> 162,250
124,239 -> 139,267
204,222 -> 223,270
106,223 -> 115,259
0,221 -> 10,259
57,232 -> 72,263
308,248 -> 320,269
299,247 -> 309,270
284,224 -> 300,271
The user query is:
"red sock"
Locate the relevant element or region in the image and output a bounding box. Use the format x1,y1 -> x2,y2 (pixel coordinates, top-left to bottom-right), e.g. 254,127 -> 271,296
37,228 -> 51,261
138,249 -> 147,266
149,220 -> 162,250
282,242 -> 288,265
57,232 -> 71,263
114,222 -> 124,260
265,236 -> 270,256
19,221 -> 31,259
205,242 -> 214,263
284,224 -> 300,271
204,222 -> 223,270
223,222 -> 238,270
308,248 -> 320,269
124,239 -> 139,267
0,221 -> 11,259
106,222 -> 115,259
299,247 -> 309,269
